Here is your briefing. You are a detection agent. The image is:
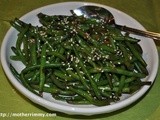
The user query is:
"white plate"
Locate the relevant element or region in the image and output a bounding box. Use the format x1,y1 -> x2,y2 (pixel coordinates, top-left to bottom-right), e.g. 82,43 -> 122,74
1,2 -> 159,115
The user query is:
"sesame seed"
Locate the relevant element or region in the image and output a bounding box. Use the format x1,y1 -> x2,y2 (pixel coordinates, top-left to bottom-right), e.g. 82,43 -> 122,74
29,38 -> 35,43
129,56 -> 132,60
70,55 -> 74,61
101,70 -> 104,73
80,71 -> 84,74
66,67 -> 73,71
88,57 -> 91,60
75,57 -> 80,63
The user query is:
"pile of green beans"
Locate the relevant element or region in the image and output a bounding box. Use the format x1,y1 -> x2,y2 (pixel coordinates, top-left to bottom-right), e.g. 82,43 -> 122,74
10,12 -> 150,106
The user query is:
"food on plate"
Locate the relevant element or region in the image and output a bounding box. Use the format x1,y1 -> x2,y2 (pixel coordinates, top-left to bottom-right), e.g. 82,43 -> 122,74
10,12 -> 150,106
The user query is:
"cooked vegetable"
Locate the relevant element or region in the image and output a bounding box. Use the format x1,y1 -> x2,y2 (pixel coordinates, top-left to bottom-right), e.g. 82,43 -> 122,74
10,12 -> 150,106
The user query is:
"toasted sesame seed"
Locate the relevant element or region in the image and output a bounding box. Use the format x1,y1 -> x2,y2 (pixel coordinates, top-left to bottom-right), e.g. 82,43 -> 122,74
66,67 -> 73,71
75,57 -> 80,63
80,71 -> 84,74
75,64 -> 78,67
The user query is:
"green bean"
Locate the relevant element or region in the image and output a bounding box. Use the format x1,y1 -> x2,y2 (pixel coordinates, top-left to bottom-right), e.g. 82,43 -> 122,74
134,61 -> 149,75
58,90 -> 76,96
10,55 -> 21,61
97,79 -> 108,86
89,66 -> 146,78
133,43 -> 143,54
14,25 -> 29,65
125,77 -> 136,83
11,46 -> 19,55
127,79 -> 143,93
54,70 -> 75,81
22,37 -> 29,63
99,86 -> 130,93
118,43 -> 131,69
20,72 -> 39,95
93,73 -> 101,82
10,64 -> 20,79
100,44 -> 115,53
67,99 -> 91,105
29,71 -> 40,84
105,73 -> 113,89
75,35 -> 90,49
109,36 -> 116,50
118,75 -> 126,95
66,70 -> 80,80
113,36 -> 140,42
32,85 -> 59,94
39,44 -> 47,91
126,41 -> 147,67
54,94 -> 84,101
10,19 -> 23,31
29,38 -> 37,65
112,74 -> 119,82
21,63 -> 62,73
55,47 -> 65,62
50,74 -> 66,89
14,18 -> 28,27
48,51 -> 66,61
16,26 -> 28,50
